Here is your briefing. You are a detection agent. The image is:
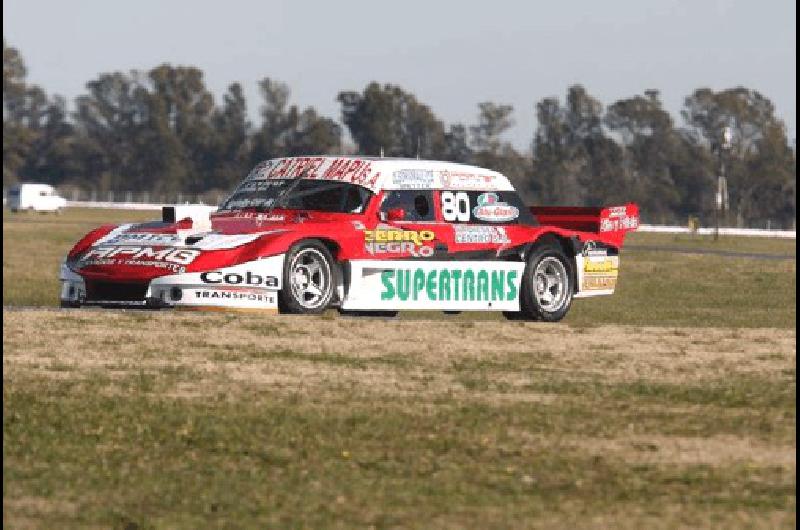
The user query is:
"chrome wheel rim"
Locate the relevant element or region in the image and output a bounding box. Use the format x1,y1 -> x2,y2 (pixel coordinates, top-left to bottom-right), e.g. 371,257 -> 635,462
289,248 -> 331,309
533,256 -> 569,312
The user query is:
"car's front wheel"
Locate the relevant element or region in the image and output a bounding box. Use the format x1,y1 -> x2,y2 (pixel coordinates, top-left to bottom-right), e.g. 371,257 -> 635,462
280,240 -> 337,314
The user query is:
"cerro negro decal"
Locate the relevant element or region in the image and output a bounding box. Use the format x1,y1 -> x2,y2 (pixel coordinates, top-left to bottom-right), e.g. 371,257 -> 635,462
200,271 -> 279,287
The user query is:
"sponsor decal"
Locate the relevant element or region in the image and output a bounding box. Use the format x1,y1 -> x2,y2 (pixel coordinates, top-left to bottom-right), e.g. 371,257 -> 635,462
600,213 -> 638,232
391,169 -> 436,189
192,289 -> 277,304
583,258 -> 617,274
246,160 -> 274,179
200,271 -> 279,287
238,179 -> 287,191
580,251 -> 619,291
366,242 -> 434,257
80,246 -> 200,273
322,160 -> 379,188
379,267 -> 518,302
266,157 -> 327,179
582,276 -> 617,290
454,225 -> 510,244
439,170 -> 497,189
248,157 -> 379,189
102,233 -> 181,246
441,191 -> 471,222
472,193 -> 519,222
255,213 -> 285,226
364,229 -> 435,258
365,229 -> 434,246
607,206 -> 628,218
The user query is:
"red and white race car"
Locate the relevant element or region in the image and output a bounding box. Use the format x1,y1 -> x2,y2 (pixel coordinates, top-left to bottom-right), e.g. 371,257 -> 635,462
60,157 -> 638,321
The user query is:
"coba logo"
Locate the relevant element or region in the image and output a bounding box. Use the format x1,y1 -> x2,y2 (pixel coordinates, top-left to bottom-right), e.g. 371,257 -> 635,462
200,271 -> 279,287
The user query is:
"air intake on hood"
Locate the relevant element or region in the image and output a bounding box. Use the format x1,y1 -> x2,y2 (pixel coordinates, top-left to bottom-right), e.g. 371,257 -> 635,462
162,204 -> 217,231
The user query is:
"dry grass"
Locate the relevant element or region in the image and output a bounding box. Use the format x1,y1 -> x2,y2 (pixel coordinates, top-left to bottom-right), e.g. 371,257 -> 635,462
4,310 -> 796,528
4,311 -> 795,394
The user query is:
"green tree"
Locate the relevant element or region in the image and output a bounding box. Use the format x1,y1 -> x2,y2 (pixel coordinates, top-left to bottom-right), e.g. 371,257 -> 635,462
682,87 -> 796,226
468,102 -> 529,199
209,82 -> 251,190
337,82 -> 446,158
470,102 -> 514,160
283,107 -> 341,157
605,90 -> 686,222
72,71 -> 152,191
532,86 -> 625,207
3,39 -> 47,185
250,78 -> 291,163
251,77 -> 341,163
147,64 -> 216,193
21,96 -> 79,184
443,124 -> 472,163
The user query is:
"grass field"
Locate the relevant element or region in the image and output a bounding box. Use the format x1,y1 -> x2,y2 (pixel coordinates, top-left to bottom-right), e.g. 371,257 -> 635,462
2,207 -> 797,528
4,312 -> 796,528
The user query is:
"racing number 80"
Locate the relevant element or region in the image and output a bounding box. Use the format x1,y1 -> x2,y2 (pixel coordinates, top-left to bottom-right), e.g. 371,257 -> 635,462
441,191 -> 470,222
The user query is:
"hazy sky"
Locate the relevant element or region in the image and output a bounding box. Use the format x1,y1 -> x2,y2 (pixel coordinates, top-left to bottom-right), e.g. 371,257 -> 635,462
3,0 -> 796,149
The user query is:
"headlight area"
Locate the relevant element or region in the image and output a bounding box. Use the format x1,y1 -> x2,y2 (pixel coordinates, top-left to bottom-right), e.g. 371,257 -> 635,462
58,255 -> 284,311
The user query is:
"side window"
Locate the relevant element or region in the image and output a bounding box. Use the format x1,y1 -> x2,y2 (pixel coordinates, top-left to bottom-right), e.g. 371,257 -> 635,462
380,190 -> 435,221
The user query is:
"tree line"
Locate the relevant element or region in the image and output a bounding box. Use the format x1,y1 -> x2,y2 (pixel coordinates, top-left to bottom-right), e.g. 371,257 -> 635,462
3,39 -> 795,227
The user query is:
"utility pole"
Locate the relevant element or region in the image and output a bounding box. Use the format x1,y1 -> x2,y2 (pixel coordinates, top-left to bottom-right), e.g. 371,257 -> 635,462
714,127 -> 732,241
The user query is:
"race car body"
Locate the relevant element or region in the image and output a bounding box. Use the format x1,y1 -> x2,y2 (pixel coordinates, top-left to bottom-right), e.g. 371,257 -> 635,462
60,157 -> 639,321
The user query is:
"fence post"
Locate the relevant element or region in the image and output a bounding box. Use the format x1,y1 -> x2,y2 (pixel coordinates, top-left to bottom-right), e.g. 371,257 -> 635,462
108,190 -> 114,203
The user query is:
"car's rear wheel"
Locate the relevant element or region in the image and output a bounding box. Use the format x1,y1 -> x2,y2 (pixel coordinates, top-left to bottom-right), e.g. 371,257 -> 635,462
280,240 -> 337,314
505,240 -> 574,322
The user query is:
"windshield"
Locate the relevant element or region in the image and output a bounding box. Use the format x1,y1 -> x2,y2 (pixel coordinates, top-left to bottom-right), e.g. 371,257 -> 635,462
219,179 -> 373,214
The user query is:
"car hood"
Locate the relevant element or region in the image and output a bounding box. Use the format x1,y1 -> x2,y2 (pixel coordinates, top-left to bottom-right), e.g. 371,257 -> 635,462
66,221 -> 291,282
66,210 -> 362,282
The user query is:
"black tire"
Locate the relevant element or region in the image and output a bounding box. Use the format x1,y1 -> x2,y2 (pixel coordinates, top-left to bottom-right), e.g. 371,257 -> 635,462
279,240 -> 337,314
512,239 -> 575,322
502,310 -> 534,321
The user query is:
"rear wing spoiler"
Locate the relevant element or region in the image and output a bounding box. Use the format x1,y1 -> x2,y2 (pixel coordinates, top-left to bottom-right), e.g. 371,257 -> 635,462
530,203 -> 640,246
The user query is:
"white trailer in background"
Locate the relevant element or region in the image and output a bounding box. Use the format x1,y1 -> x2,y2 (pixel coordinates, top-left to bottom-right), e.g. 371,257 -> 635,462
7,183 -> 67,213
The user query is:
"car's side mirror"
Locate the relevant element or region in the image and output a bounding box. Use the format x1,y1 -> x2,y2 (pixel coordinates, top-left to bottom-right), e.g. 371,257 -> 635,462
386,208 -> 405,221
